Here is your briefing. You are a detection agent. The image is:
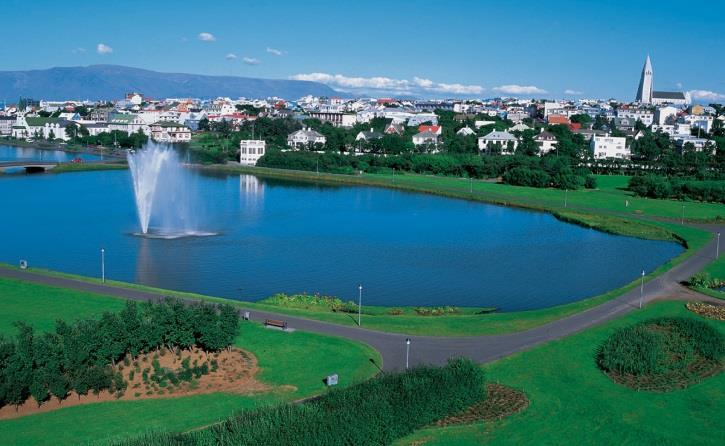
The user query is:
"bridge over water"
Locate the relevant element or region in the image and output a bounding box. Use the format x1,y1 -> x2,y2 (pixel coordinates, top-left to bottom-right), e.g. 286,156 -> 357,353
0,160 -> 123,173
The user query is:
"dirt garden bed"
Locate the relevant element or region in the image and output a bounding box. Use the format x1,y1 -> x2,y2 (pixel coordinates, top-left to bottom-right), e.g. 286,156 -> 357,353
0,347 -> 267,420
434,383 -> 529,427
687,302 -> 725,321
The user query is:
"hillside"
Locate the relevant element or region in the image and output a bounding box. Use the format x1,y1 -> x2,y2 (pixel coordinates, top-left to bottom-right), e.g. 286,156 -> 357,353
0,65 -> 339,101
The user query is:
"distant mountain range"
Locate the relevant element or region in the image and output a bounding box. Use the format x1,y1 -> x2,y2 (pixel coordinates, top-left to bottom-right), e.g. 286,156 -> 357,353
0,65 -> 339,101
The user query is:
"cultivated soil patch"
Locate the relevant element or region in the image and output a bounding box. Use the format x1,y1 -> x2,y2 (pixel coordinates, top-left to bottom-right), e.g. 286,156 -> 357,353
434,383 -> 529,426
0,347 -> 267,420
687,302 -> 725,321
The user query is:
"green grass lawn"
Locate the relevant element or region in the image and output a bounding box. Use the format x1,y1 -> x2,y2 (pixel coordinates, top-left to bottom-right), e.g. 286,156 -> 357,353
0,278 -> 380,446
395,300 -> 725,446
206,165 -> 724,222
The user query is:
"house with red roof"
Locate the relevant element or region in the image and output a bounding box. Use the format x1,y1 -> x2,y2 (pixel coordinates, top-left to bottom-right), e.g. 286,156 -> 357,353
417,124 -> 441,135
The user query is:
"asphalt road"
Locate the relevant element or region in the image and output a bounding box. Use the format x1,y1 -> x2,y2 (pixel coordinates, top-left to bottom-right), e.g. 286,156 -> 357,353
0,223 -> 721,372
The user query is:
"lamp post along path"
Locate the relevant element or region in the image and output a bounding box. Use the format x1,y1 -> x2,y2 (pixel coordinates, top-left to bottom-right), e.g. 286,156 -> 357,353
101,248 -> 106,284
358,285 -> 362,326
405,338 -> 411,370
639,270 -> 645,309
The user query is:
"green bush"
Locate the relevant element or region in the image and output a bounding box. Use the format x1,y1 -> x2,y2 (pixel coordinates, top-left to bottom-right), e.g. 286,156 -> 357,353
689,272 -> 724,289
116,358 -> 486,446
597,317 -> 724,378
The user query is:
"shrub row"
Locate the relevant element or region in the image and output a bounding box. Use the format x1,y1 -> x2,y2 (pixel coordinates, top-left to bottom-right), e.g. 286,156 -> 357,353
116,358 -> 486,446
629,175 -> 725,203
0,299 -> 239,409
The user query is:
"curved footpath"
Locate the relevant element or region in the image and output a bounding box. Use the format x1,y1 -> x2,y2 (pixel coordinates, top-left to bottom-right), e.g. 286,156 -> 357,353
0,223 -> 722,372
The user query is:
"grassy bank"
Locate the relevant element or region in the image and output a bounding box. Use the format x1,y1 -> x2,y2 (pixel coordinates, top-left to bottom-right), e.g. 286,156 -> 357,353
199,165 -> 724,222
395,300 -> 725,445
50,162 -> 127,173
0,277 -> 380,445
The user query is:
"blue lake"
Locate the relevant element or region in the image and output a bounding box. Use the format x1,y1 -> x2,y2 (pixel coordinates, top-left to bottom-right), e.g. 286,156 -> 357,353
0,157 -> 683,310
0,145 -> 103,163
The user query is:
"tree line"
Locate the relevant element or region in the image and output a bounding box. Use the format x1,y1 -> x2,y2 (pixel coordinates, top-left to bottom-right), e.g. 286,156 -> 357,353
0,299 -> 239,409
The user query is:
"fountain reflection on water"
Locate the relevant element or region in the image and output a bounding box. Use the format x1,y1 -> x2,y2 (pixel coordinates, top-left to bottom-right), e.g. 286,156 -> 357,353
127,142 -> 215,238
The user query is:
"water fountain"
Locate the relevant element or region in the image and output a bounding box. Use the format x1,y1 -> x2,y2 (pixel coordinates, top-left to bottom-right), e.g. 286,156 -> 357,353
127,142 -> 214,238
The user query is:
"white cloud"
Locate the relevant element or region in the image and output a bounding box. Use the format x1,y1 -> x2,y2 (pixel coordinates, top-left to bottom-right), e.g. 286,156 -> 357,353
266,47 -> 285,56
225,53 -> 237,60
688,89 -> 725,101
96,43 -> 113,55
290,72 -> 484,95
198,32 -> 216,42
243,57 -> 261,65
676,82 -> 683,89
564,89 -> 583,95
493,84 -> 547,95
72,47 -> 86,54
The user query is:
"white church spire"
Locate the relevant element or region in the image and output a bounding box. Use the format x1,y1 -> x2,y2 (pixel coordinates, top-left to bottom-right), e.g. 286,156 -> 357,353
636,54 -> 653,104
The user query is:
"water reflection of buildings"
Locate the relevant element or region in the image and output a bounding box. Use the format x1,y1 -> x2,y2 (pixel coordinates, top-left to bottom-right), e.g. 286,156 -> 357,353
239,174 -> 265,216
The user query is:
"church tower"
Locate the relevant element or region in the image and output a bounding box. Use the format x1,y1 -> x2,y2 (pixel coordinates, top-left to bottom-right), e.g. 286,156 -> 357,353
636,55 -> 653,104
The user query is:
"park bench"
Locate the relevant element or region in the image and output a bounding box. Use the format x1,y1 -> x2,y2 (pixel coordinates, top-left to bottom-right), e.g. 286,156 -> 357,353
264,319 -> 288,330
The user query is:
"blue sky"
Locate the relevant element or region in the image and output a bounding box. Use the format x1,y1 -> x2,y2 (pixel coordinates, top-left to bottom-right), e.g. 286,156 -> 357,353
2,0 -> 724,100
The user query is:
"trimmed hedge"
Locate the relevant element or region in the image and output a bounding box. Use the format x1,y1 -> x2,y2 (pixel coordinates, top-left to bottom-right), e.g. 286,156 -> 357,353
629,175 -> 725,203
116,358 -> 486,446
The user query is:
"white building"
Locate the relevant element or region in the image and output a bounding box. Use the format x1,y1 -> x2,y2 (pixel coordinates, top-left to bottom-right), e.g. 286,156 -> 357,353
239,140 -> 266,165
412,130 -> 440,147
590,134 -> 629,159
673,135 -> 716,153
478,130 -> 518,154
617,109 -> 654,126
533,130 -> 558,154
108,113 -> 148,135
149,121 -> 191,143
683,114 -> 714,134
287,127 -> 326,148
655,106 -> 679,125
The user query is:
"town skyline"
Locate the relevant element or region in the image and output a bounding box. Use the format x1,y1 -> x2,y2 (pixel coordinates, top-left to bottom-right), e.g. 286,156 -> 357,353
2,0 -> 724,102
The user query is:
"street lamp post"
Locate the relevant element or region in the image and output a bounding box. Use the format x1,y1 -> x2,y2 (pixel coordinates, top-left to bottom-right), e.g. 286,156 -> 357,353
564,189 -> 568,208
681,205 -> 685,225
101,248 -> 106,284
717,232 -> 721,259
639,270 -> 645,309
358,285 -> 363,326
405,338 -> 411,370
469,177 -> 473,193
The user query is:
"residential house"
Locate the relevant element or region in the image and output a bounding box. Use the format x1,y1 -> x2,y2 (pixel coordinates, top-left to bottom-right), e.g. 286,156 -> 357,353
0,116 -> 14,136
108,113 -> 148,135
478,130 -> 518,154
456,126 -> 475,136
590,135 -> 629,159
355,128 -> 383,142
384,122 -> 404,135
149,121 -> 191,143
12,117 -> 71,141
239,140 -> 266,165
673,135 -> 716,153
412,130 -> 440,147
547,114 -> 570,125
306,111 -> 356,128
418,125 -> 441,135
287,127 -> 326,148
533,130 -> 558,154
509,123 -> 531,132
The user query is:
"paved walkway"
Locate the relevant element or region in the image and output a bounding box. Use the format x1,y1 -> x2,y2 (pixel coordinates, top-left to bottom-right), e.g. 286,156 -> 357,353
0,224 -> 721,371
